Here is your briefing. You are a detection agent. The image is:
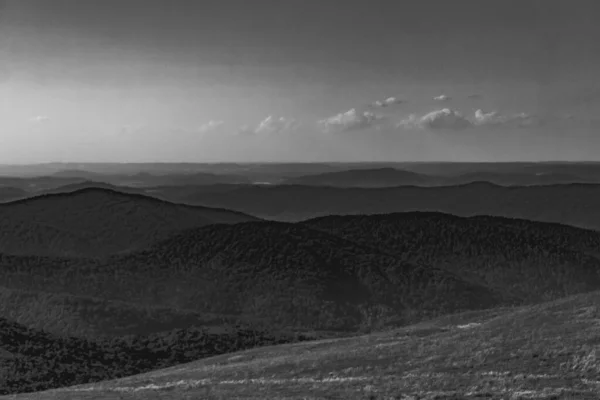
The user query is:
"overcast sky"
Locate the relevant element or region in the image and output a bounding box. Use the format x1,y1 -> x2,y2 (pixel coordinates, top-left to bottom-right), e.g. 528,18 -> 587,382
1,0 -> 599,163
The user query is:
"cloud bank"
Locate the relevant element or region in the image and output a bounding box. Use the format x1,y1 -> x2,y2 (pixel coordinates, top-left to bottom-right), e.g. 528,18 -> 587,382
319,109 -> 385,133
473,109 -> 537,128
398,108 -> 472,130
397,108 -> 543,131
254,116 -> 299,134
433,94 -> 451,102
238,116 -> 299,136
30,115 -> 50,123
371,97 -> 404,107
198,120 -> 225,133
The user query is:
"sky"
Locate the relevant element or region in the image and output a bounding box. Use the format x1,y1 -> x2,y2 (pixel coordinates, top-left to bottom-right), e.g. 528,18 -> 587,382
1,0 -> 599,163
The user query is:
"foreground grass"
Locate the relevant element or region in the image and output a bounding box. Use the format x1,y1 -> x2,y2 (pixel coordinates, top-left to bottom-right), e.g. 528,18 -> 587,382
5,291 -> 600,399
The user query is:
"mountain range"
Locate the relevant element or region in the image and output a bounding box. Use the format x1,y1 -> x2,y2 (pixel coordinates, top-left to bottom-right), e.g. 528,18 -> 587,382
3,185 -> 600,395
168,182 -> 600,231
0,188 -> 256,257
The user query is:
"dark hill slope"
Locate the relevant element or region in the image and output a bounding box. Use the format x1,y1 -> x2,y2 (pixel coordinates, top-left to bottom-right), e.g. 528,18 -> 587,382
0,316 -> 299,396
180,182 -> 600,230
305,212 -> 600,302
34,290 -> 600,400
39,181 -> 143,195
283,167 -> 437,187
0,186 -> 27,202
0,286 -> 252,338
0,188 -> 258,257
0,222 -> 503,332
448,171 -> 592,186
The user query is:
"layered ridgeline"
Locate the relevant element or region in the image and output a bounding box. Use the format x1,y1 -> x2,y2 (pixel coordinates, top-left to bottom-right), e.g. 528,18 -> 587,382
0,188 -> 258,257
3,195 -> 600,394
282,168 -> 439,187
282,167 -> 597,187
172,182 -> 600,230
1,211 -> 600,334
0,221 -> 503,333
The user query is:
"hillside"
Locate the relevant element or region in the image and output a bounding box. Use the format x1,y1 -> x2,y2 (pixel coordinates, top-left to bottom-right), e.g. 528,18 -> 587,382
2,213 -> 600,395
305,212 -> 600,303
283,167 -> 438,187
39,181 -> 142,195
0,316 -> 303,396
0,286 -> 258,338
0,187 -> 27,202
17,290 -> 600,399
177,182 -> 600,230
0,221 -> 504,333
448,171 -> 593,186
0,188 -> 258,257
2,212 -> 600,334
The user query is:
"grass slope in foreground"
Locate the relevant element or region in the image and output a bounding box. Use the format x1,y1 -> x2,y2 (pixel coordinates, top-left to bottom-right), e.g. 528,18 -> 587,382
11,290 -> 600,399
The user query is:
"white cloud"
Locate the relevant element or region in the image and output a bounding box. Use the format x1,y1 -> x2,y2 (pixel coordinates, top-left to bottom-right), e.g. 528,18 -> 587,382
397,108 -> 544,131
371,97 -> 404,107
473,109 -> 537,128
237,116 -> 298,136
254,116 -> 299,134
433,94 -> 451,102
396,113 -> 421,129
398,108 -> 472,130
319,108 -> 385,133
30,115 -> 49,123
198,120 -> 224,133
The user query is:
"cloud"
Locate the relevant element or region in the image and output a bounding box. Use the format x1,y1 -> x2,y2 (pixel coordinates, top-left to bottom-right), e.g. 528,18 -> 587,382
397,108 -> 545,131
319,108 -> 385,133
473,109 -> 537,128
370,97 -> 404,108
237,116 -> 299,136
254,116 -> 299,134
398,108 -> 472,130
198,120 -> 224,133
30,115 -> 49,123
433,94 -> 451,102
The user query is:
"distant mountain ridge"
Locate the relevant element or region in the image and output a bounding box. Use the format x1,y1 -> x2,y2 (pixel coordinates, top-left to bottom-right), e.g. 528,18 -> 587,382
283,167 -> 438,187
0,187 -> 258,257
2,210 -> 600,394
172,182 -> 600,230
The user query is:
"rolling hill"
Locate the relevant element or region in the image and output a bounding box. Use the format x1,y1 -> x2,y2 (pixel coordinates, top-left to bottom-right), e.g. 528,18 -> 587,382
14,290 -> 600,399
0,286 -> 260,338
2,212 -> 600,395
175,182 -> 600,230
283,167 -> 439,187
0,316 -> 303,396
2,212 -> 600,334
0,221 -> 505,333
283,167 -> 598,188
0,188 -> 258,257
305,212 -> 600,303
0,186 -> 27,202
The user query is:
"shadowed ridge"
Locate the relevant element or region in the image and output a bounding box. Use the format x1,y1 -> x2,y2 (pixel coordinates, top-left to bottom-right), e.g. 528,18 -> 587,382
283,167 -> 435,187
300,209 -> 600,232
0,187 -> 261,257
42,180 -> 129,193
0,186 -> 261,221
0,219 -> 505,332
304,211 -> 600,305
